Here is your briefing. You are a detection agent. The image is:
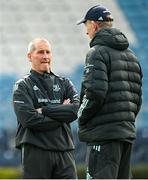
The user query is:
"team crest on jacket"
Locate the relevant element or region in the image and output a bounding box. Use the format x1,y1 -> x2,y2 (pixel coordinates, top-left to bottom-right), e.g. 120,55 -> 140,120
53,84 -> 60,92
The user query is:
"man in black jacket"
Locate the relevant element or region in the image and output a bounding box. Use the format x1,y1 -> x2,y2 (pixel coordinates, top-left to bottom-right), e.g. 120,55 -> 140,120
13,38 -> 79,179
77,5 -> 143,179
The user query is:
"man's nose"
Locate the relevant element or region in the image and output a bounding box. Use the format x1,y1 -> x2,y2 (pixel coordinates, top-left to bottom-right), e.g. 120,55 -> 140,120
43,52 -> 49,58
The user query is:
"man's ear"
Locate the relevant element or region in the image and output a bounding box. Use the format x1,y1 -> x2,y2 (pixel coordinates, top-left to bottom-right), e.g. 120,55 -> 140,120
93,21 -> 99,31
27,53 -> 32,62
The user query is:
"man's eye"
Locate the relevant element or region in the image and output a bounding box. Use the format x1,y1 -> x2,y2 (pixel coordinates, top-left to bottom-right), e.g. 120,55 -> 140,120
38,51 -> 44,54
37,51 -> 50,54
46,51 -> 49,54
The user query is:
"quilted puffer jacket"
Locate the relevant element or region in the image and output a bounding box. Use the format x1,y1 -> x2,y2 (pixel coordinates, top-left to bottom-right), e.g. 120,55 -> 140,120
78,28 -> 143,143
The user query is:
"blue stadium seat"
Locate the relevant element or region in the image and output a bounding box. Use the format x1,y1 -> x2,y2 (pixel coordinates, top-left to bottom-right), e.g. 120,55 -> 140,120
118,0 -> 148,164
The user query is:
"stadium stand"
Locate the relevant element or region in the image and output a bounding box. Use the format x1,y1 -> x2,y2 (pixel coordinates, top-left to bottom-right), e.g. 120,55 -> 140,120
0,0 -> 148,166
117,0 -> 148,164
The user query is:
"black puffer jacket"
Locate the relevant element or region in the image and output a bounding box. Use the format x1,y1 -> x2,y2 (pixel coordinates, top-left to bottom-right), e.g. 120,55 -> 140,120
78,28 -> 143,143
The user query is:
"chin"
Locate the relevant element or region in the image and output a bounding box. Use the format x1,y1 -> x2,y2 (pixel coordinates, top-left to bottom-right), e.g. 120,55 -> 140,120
41,64 -> 50,70
41,67 -> 50,73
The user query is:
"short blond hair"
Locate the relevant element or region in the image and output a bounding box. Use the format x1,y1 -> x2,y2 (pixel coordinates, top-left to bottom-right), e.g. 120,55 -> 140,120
97,21 -> 113,28
27,38 -> 51,53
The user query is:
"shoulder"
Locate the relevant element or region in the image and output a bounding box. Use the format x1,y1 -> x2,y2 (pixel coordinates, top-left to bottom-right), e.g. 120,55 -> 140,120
87,46 -> 97,58
13,74 -> 30,91
87,45 -> 107,59
51,71 -> 67,81
86,46 -> 108,66
54,72 -> 75,87
15,73 -> 30,85
51,71 -> 75,86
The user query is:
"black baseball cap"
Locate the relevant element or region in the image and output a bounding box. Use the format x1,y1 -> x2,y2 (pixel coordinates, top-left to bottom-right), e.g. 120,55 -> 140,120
77,5 -> 113,25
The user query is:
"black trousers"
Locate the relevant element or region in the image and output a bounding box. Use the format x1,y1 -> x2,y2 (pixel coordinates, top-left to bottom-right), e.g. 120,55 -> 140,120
21,144 -> 77,179
86,141 -> 132,179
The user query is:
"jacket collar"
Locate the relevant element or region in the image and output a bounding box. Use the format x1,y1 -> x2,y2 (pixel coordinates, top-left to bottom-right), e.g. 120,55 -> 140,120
30,69 -> 53,78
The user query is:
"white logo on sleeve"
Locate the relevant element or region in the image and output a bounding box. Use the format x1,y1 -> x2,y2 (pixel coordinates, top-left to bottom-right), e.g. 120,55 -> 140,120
33,85 -> 39,91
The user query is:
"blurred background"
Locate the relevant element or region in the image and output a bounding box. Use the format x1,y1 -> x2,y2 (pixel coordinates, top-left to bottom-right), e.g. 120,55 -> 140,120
0,0 -> 148,178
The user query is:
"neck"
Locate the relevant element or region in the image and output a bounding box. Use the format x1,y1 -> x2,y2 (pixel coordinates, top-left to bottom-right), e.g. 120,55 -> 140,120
32,68 -> 50,74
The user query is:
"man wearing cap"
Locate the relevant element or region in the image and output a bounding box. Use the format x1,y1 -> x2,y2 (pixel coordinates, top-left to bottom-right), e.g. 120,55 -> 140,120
77,5 -> 143,179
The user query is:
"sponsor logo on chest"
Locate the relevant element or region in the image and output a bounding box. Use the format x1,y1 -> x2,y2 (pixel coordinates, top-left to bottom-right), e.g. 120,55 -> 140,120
38,98 -> 61,104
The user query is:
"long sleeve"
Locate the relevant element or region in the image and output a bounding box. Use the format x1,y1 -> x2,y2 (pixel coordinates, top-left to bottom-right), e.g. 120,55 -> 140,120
13,82 -> 61,131
42,78 -> 79,123
78,48 -> 109,125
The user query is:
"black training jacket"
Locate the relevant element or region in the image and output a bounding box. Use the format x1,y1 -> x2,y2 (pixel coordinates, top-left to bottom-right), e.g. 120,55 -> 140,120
78,28 -> 143,143
13,70 -> 79,151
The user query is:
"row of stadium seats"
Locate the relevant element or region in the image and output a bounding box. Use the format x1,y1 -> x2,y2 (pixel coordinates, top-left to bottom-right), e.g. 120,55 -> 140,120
118,0 -> 148,127
0,0 -> 135,75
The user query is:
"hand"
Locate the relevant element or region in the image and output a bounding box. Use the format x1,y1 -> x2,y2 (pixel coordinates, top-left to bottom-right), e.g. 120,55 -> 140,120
63,99 -> 71,105
36,108 -> 42,114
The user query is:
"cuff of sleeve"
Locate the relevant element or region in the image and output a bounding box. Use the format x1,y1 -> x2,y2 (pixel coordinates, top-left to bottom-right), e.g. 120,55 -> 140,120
42,106 -> 50,116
